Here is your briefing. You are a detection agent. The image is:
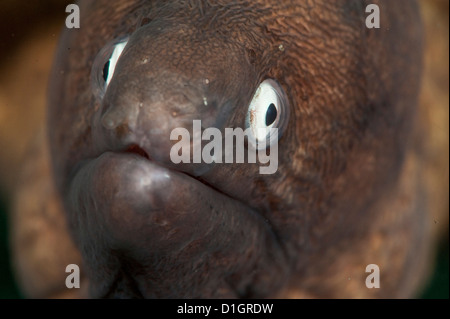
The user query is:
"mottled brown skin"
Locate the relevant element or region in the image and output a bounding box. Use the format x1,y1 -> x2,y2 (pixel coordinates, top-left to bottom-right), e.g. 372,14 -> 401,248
14,0 -> 432,298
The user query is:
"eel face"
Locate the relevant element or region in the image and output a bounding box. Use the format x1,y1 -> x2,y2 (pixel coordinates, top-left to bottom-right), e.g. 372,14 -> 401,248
48,0 -> 424,298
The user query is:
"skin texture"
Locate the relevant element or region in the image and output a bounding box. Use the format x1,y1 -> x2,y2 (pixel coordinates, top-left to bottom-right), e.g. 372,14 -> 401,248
5,0 -> 448,298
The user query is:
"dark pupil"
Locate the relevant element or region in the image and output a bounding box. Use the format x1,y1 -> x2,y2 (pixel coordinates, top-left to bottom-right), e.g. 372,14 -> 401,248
102,60 -> 110,82
265,103 -> 277,126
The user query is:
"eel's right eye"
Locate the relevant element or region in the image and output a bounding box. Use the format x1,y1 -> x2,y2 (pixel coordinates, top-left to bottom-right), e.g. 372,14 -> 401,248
92,37 -> 128,98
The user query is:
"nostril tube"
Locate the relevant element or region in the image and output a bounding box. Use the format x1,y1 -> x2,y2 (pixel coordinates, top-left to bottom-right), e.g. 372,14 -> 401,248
102,114 -> 118,130
101,110 -> 122,130
101,105 -> 129,130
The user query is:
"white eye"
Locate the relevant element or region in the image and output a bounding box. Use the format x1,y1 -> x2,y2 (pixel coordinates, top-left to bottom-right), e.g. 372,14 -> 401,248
91,37 -> 129,98
103,40 -> 128,87
246,79 -> 289,149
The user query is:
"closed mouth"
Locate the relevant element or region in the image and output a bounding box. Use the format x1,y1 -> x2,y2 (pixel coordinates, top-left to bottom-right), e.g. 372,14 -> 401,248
69,142 -> 287,298
124,144 -> 150,160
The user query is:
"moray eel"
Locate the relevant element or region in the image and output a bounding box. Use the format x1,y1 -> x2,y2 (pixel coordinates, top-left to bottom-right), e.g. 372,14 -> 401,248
42,0 -> 428,298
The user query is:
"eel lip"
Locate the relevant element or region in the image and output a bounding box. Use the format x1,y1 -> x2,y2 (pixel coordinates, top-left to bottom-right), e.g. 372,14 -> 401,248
122,143 -> 229,199
69,145 -> 288,298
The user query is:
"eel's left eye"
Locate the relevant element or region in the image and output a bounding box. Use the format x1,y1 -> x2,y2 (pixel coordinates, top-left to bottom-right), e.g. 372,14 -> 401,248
246,79 -> 289,149
91,37 -> 128,98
